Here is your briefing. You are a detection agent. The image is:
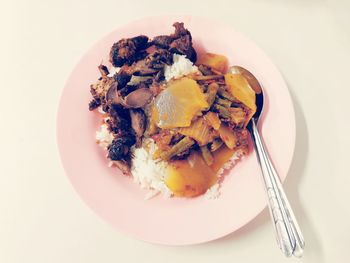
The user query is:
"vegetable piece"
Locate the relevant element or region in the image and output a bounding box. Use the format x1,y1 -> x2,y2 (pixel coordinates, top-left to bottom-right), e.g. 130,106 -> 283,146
196,53 -> 228,73
192,75 -> 224,81
154,77 -> 208,129
210,138 -> 224,152
204,112 -> 221,130
152,130 -> 173,150
217,87 -> 237,102
200,145 -> 214,166
178,118 -> 213,146
206,82 -> 219,108
216,98 -> 232,108
198,65 -> 214,76
218,125 -> 237,149
165,152 -> 217,197
224,73 -> 256,113
159,137 -> 195,160
214,104 -> 231,119
230,107 -> 247,125
144,105 -> 159,136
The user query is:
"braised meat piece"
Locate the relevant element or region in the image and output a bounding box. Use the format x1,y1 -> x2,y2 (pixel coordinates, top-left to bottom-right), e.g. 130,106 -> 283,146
98,64 -> 109,77
152,35 -> 173,48
124,88 -> 154,108
109,35 -> 149,67
106,82 -> 154,109
88,97 -> 101,110
173,22 -> 190,37
108,136 -> 135,161
130,109 -> 147,147
169,34 -> 197,62
107,104 -> 132,136
124,49 -> 173,76
115,70 -> 132,88
110,49 -> 172,94
89,64 -> 114,111
152,22 -> 197,62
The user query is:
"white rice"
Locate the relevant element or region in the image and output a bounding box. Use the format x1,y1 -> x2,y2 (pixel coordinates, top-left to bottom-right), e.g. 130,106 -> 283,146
131,139 -> 172,199
164,54 -> 199,81
95,124 -> 114,149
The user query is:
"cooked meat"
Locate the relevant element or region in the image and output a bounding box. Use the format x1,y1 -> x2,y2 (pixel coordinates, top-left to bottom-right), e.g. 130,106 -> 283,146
98,64 -> 109,77
130,109 -> 147,147
127,49 -> 173,76
132,35 -> 150,49
172,22 -> 190,37
169,34 -> 197,62
198,65 -> 214,76
118,85 -> 138,98
152,22 -> 197,62
124,88 -> 153,108
109,35 -> 149,67
106,79 -> 153,109
115,70 -> 132,88
152,35 -> 174,48
107,104 -> 132,136
89,64 -> 115,111
105,82 -> 119,104
128,59 -> 158,76
154,70 -> 165,82
88,98 -> 101,110
108,136 -> 135,161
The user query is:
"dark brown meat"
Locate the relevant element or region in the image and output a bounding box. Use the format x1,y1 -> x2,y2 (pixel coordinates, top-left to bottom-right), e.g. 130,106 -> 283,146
198,65 -> 214,76
109,35 -> 149,67
124,88 -> 154,108
130,109 -> 147,147
107,104 -> 132,136
115,70 -> 131,88
152,35 -> 174,48
127,49 -> 173,76
173,22 -> 190,37
170,35 -> 197,62
89,64 -> 115,111
108,136 -> 135,161
88,98 -> 101,110
98,64 -> 109,77
152,22 -> 197,62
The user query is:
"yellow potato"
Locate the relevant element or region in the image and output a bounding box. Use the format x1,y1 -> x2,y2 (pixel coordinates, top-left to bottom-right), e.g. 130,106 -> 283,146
165,152 -> 217,197
224,73 -> 256,113
196,53 -> 228,73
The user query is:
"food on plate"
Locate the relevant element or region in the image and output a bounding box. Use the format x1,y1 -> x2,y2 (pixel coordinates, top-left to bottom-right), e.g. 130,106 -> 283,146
89,22 -> 258,199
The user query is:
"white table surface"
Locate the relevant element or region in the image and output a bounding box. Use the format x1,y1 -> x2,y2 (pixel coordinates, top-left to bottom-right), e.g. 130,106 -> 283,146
1,0 -> 350,262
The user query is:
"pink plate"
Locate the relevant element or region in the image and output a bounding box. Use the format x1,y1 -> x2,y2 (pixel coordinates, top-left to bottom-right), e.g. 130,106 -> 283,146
57,15 -> 295,245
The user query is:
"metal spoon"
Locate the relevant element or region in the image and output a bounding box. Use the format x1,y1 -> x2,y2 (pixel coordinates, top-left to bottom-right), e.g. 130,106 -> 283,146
229,66 -> 305,257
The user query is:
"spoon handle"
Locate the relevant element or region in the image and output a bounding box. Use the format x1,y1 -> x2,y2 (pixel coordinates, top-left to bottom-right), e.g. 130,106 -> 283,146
250,119 -> 305,257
